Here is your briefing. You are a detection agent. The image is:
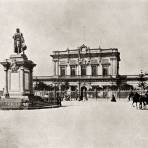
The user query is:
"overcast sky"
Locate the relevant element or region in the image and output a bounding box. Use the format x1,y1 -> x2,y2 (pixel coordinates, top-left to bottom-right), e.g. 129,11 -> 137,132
0,0 -> 148,89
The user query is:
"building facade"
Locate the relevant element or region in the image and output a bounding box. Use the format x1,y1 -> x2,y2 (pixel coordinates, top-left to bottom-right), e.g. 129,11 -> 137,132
49,44 -> 120,91
33,45 -> 148,99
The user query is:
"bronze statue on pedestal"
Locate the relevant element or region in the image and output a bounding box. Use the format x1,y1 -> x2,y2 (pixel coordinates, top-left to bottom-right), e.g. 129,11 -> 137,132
13,28 -> 27,54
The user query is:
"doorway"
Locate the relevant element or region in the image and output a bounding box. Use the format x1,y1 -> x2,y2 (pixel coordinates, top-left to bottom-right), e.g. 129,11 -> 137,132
80,86 -> 87,101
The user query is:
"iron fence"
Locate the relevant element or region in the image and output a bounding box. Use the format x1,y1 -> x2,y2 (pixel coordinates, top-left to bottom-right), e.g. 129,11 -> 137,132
34,90 -> 146,100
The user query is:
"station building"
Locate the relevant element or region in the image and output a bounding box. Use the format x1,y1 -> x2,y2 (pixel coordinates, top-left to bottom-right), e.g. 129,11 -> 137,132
46,44 -> 121,91
32,44 -> 148,100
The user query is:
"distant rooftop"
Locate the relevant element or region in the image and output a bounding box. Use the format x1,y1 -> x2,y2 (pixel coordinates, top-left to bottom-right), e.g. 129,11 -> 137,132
50,44 -> 120,60
52,44 -> 118,53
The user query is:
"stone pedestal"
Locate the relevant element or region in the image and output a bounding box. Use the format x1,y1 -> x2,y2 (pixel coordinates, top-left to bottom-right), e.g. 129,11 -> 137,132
0,54 -> 36,109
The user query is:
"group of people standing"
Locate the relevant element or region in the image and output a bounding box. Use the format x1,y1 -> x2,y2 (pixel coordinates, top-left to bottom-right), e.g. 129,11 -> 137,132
63,88 -> 117,102
64,88 -> 88,101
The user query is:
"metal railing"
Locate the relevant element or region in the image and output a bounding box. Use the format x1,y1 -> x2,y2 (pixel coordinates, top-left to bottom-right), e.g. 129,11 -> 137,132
34,90 -> 143,100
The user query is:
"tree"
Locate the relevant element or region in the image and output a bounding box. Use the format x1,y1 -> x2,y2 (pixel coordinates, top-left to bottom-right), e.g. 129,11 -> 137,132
120,83 -> 133,90
61,81 -> 69,91
138,70 -> 147,92
34,81 -> 54,91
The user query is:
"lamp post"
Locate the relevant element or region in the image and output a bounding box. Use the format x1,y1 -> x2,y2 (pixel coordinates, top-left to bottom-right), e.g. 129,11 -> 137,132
57,51 -> 60,97
138,70 -> 146,95
78,47 -> 81,101
54,82 -> 57,99
111,52 -> 114,98
78,60 -> 81,101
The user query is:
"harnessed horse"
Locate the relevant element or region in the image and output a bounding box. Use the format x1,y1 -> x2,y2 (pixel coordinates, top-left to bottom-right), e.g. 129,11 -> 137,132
128,91 -> 148,109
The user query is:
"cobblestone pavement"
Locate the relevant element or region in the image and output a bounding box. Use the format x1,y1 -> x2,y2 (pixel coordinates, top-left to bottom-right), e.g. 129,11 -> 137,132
0,99 -> 147,148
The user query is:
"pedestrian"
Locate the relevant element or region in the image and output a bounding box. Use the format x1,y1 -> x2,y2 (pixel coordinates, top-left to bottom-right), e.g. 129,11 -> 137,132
111,94 -> 116,102
75,89 -> 78,100
67,88 -> 71,101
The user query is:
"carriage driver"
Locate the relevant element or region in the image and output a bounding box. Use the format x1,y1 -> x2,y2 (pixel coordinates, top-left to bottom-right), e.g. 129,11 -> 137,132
13,28 -> 25,53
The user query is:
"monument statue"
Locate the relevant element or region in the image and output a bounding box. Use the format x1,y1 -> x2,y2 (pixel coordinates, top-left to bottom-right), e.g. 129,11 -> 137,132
0,29 -> 60,109
13,28 -> 27,54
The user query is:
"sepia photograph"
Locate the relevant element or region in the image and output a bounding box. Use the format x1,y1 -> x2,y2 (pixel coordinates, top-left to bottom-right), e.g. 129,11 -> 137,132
0,0 -> 148,148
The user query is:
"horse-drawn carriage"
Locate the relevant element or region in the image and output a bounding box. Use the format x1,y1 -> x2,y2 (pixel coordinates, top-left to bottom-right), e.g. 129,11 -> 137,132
128,91 -> 148,109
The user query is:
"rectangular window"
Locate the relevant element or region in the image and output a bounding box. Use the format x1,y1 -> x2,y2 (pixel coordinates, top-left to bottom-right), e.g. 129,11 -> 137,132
81,65 -> 86,76
70,66 -> 76,76
60,66 -> 66,76
92,65 -> 97,76
102,67 -> 108,76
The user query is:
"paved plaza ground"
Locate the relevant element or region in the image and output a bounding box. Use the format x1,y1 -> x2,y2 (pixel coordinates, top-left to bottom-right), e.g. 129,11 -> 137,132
0,99 -> 148,148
